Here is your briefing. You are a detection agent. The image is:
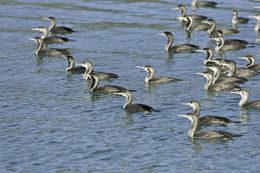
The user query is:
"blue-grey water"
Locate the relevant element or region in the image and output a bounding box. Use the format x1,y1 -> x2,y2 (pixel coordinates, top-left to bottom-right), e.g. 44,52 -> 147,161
1,0 -> 260,172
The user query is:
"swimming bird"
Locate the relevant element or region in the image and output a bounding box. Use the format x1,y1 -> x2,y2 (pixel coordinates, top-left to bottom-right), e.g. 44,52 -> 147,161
210,36 -> 245,51
217,30 -> 248,45
136,65 -> 182,84
115,91 -> 154,113
171,5 -> 208,22
202,19 -> 239,36
32,26 -> 69,44
42,17 -> 76,34
158,32 -> 199,53
249,14 -> 260,32
77,61 -> 119,80
206,65 -> 247,84
89,73 -> 126,94
178,113 -> 242,139
28,37 -> 70,57
196,72 -> 241,91
191,0 -> 217,8
232,10 -> 249,26
196,47 -> 217,66
61,55 -> 85,74
180,16 -> 210,32
183,100 -> 240,126
211,59 -> 259,78
238,55 -> 260,70
230,89 -> 260,109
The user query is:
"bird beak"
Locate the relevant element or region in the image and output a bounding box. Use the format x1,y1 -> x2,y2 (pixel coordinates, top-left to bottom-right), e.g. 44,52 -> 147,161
195,49 -> 205,53
201,21 -> 209,24
196,72 -> 204,76
177,114 -> 188,118
230,91 -> 239,94
136,66 -> 145,69
210,38 -> 217,41
182,102 -> 190,106
158,33 -> 166,36
238,57 -> 247,60
171,7 -> 179,11
114,92 -> 123,96
177,16 -> 188,21
61,55 -> 68,58
42,17 -> 49,20
28,37 -> 34,41
249,16 -> 256,19
32,28 -> 39,31
254,6 -> 260,8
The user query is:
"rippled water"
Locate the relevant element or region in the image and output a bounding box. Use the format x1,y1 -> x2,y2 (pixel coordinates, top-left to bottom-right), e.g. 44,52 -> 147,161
1,0 -> 260,172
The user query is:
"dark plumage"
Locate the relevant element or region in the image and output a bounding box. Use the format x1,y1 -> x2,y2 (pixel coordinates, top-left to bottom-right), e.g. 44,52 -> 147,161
115,91 -> 154,113
89,73 -> 126,94
238,55 -> 260,70
159,32 -> 199,53
136,65 -> 182,84
43,17 -> 76,34
32,26 -> 69,44
61,55 -> 85,74
183,100 -> 240,126
171,5 -> 208,22
178,113 -> 242,139
28,37 -> 70,57
191,0 -> 217,8
231,89 -> 260,109
78,61 -> 119,80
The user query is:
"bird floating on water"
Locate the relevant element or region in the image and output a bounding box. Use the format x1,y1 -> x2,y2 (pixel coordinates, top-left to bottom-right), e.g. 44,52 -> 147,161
77,61 -> 119,80
61,55 -> 85,74
238,55 -> 260,70
28,37 -> 70,57
230,89 -> 260,109
32,26 -> 69,44
178,113 -> 242,139
136,65 -> 182,84
171,5 -> 208,22
182,100 -> 240,126
158,32 -> 199,53
115,90 -> 155,113
191,0 -> 217,8
88,73 -> 126,94
43,17 -> 76,34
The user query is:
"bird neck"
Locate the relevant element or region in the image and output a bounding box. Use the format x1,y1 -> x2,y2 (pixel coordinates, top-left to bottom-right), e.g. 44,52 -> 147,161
239,91 -> 249,107
226,63 -> 236,77
40,29 -> 48,39
232,14 -> 238,25
215,37 -> 225,51
185,18 -> 192,32
203,50 -> 213,65
165,35 -> 173,51
192,104 -> 200,116
66,58 -> 75,70
191,0 -> 198,7
145,68 -> 155,83
188,116 -> 199,138
49,20 -> 56,31
255,20 -> 260,32
35,40 -> 44,55
123,92 -> 133,109
203,75 -> 213,90
180,7 -> 186,17
246,58 -> 255,68
90,75 -> 99,92
82,64 -> 92,79
207,22 -> 216,34
212,68 -> 220,84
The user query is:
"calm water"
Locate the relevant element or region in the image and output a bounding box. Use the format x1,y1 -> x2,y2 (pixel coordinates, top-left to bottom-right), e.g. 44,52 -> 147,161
1,0 -> 260,172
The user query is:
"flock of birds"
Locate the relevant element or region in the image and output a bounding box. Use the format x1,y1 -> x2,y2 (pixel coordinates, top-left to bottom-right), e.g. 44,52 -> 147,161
28,0 -> 260,140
